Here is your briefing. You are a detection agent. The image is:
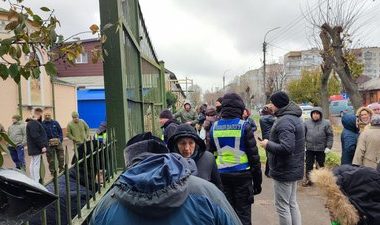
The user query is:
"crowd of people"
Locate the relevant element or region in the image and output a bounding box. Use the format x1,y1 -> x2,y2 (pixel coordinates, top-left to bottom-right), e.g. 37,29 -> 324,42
1,109 -> 93,183
2,91 -> 380,225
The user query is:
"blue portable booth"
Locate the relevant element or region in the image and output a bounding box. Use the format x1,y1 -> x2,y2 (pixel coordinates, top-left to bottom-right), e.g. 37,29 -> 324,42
77,89 -> 106,129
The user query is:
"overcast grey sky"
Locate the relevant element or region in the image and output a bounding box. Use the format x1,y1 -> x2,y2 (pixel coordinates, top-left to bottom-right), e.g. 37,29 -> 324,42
2,0 -> 379,91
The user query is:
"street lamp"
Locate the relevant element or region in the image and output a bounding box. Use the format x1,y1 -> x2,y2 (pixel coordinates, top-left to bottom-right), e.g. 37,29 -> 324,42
263,27 -> 281,103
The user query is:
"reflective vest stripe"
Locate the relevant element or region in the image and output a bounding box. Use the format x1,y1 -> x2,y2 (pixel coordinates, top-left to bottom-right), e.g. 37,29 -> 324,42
212,120 -> 249,171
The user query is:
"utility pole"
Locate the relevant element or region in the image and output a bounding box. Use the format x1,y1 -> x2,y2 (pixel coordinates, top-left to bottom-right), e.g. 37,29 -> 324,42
263,41 -> 267,103
263,27 -> 281,103
223,76 -> 225,91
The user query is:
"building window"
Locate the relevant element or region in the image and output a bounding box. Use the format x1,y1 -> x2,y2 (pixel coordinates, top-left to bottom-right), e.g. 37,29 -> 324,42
75,53 -> 88,64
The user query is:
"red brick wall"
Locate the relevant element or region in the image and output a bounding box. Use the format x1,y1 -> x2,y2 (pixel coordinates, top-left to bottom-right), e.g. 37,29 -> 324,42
55,40 -> 104,77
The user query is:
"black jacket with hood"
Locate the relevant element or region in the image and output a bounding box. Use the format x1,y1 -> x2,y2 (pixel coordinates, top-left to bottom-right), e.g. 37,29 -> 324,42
266,102 -> 305,182
168,124 -> 223,190
304,107 -> 334,152
209,93 -> 262,193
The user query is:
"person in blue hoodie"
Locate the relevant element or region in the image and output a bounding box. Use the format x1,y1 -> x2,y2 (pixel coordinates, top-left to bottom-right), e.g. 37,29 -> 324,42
340,114 -> 360,165
90,135 -> 242,225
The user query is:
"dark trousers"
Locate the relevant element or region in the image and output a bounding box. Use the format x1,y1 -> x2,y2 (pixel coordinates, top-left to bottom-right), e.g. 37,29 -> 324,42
221,173 -> 254,225
305,150 -> 325,179
8,145 -> 25,169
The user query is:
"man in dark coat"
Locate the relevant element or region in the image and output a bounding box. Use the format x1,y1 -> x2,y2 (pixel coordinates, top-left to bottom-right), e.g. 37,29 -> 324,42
26,108 -> 48,183
303,107 -> 334,186
210,93 -> 262,225
159,109 -> 179,144
259,91 -> 304,225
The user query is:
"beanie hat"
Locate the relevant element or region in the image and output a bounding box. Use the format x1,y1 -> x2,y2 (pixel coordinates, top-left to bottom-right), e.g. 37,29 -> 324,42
371,115 -> 380,126
71,111 -> 79,118
12,115 -> 22,121
270,91 -> 290,108
159,109 -> 173,120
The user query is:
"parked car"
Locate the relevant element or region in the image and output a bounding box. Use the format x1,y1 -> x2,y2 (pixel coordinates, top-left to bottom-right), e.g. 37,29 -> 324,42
329,100 -> 354,117
300,105 -> 314,121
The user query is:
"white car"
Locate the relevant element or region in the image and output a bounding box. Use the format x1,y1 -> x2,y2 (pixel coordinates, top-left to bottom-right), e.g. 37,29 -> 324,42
300,105 -> 314,121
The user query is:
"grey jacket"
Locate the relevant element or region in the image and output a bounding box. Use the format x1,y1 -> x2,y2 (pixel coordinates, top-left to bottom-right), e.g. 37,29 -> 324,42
304,107 -> 334,152
8,121 -> 27,146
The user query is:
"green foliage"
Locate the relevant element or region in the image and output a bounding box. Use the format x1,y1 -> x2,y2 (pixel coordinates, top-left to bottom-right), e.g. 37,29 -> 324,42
0,0 -> 107,83
345,52 -> 364,79
325,152 -> 341,168
0,131 -> 16,167
166,91 -> 178,110
287,69 -> 341,105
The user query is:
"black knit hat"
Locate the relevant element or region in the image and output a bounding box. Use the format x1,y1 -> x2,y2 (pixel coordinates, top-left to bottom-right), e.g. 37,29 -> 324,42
167,124 -> 206,152
270,91 -> 290,109
159,109 -> 173,120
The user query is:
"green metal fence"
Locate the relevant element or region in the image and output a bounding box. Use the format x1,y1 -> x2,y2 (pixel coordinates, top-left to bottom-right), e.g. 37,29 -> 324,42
100,0 -> 167,167
23,129 -> 120,225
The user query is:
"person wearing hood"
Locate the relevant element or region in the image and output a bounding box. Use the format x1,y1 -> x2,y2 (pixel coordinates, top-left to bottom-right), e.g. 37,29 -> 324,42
209,93 -> 262,225
259,91 -> 304,225
89,134 -> 243,225
353,114 -> 380,169
311,165 -> 380,225
341,114 -> 360,165
7,115 -> 27,170
303,107 -> 334,186
167,124 -> 223,190
356,107 -> 373,133
203,106 -> 219,151
159,109 -> 179,144
173,101 -> 198,125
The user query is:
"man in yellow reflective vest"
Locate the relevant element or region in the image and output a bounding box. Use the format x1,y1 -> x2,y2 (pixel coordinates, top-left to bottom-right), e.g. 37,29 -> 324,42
210,93 -> 262,225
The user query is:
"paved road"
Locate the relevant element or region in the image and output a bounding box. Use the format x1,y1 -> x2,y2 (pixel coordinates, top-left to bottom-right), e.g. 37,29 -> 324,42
252,168 -> 331,225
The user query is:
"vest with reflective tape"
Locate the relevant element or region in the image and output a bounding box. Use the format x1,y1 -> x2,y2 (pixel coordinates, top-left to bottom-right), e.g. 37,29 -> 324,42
95,132 -> 107,142
212,119 -> 250,173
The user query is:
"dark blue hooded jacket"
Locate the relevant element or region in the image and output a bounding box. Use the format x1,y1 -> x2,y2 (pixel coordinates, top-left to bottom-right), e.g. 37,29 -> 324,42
341,114 -> 359,165
90,153 -> 242,225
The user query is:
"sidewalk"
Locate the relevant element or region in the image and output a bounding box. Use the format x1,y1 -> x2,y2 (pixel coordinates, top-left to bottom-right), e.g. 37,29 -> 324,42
252,170 -> 331,225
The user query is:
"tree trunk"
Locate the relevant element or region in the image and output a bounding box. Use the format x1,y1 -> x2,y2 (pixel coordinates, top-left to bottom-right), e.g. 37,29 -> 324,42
321,23 -> 363,111
319,30 -> 334,118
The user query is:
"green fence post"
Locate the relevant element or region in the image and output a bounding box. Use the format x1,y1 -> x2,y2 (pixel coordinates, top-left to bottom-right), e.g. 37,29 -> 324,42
99,0 -> 130,168
159,61 -> 167,108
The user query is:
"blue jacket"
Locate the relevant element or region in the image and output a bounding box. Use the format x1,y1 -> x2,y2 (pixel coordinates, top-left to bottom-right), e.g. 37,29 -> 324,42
42,120 -> 63,142
341,114 -> 359,164
90,153 -> 242,225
